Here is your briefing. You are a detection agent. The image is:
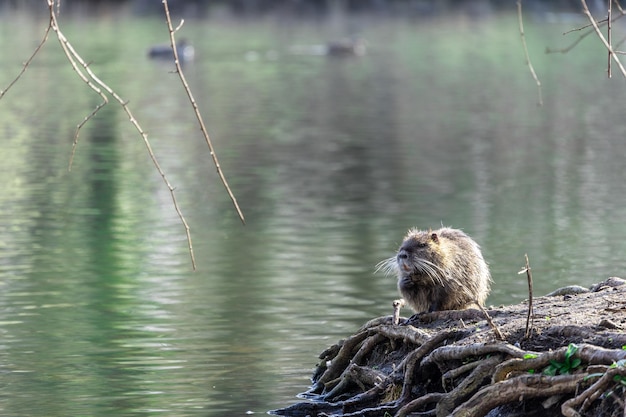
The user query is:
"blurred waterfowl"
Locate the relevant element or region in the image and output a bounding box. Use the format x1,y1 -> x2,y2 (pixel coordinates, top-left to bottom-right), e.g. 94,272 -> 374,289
325,38 -> 367,56
289,38 -> 367,57
148,39 -> 195,61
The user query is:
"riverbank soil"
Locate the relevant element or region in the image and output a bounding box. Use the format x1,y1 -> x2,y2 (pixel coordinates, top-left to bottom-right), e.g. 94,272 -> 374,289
272,278 -> 626,417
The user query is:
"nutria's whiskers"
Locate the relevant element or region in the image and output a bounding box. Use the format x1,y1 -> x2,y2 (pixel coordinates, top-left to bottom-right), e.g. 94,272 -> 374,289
375,257 -> 397,276
412,258 -> 446,287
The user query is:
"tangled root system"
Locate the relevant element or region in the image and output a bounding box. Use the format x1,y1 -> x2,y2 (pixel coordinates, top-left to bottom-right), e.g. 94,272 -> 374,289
272,280 -> 626,417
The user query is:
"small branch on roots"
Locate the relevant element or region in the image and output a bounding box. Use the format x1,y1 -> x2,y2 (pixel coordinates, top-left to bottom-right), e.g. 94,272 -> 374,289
477,303 -> 504,341
518,253 -> 534,339
392,299 -> 405,325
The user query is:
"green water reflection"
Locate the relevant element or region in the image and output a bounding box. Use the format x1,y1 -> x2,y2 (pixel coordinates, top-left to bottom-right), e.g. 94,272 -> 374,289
2,7 -> 626,416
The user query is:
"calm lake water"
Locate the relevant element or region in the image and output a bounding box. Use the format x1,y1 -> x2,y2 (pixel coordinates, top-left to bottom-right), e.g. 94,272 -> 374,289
2,5 -> 626,416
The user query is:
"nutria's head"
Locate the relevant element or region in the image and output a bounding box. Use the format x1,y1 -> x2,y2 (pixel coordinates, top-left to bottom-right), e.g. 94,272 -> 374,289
397,229 -> 448,286
377,229 -> 447,287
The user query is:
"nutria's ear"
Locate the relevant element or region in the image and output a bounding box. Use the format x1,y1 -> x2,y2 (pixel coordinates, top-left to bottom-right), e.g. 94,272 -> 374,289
430,233 -> 439,243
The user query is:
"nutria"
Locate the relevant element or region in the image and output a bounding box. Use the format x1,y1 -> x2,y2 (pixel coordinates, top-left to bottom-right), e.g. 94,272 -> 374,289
378,227 -> 491,313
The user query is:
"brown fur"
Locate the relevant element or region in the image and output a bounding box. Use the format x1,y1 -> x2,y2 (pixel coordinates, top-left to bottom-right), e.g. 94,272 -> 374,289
378,227 -> 491,313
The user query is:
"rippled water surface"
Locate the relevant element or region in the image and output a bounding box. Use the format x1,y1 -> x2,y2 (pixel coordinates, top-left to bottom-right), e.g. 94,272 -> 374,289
2,5 -> 626,416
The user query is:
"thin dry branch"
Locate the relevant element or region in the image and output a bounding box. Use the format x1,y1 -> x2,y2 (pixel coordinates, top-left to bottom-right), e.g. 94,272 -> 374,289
0,15 -> 51,99
581,0 -> 626,77
546,2 -> 626,55
610,1 -> 626,51
46,0 -> 197,270
161,0 -> 245,225
392,299 -> 405,325
549,22 -> 604,54
5,1 -> 246,270
477,303 -> 504,341
608,0 -> 613,77
517,1 -> 543,106
518,253 -> 534,339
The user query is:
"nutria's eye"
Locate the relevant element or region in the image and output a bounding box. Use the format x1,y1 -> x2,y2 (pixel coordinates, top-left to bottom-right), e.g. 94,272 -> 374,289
416,242 -> 428,248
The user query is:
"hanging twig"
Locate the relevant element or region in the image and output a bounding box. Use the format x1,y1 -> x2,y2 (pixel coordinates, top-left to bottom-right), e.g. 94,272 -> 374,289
46,0 -> 197,270
4,0 -> 245,270
517,0 -> 543,106
0,14 -> 51,99
606,0 -> 613,78
547,24 -> 602,54
161,0 -> 246,225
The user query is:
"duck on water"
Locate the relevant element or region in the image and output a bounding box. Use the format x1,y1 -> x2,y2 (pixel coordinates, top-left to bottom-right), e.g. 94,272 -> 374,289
147,39 -> 195,61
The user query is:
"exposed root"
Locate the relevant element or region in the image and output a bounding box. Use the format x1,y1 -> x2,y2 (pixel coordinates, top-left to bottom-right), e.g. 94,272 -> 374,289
271,282 -> 626,417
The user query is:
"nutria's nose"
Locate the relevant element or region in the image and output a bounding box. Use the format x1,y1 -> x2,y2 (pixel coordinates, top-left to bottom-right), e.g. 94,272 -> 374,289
397,249 -> 409,261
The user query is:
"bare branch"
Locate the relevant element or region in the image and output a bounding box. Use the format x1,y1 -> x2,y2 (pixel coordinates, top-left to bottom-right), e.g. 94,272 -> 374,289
517,1 -> 543,106
609,0 -> 613,78
0,14 -> 52,100
581,0 -> 626,78
518,253 -> 534,339
392,299 -> 405,325
477,303 -> 504,340
48,0 -> 197,270
161,0 -> 246,225
547,4 -> 626,55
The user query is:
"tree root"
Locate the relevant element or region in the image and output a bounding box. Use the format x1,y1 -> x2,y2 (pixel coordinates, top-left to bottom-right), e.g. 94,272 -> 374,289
453,373 -> 588,417
271,284 -> 626,417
